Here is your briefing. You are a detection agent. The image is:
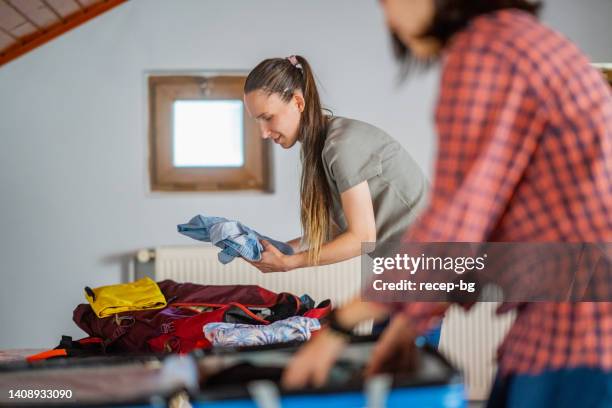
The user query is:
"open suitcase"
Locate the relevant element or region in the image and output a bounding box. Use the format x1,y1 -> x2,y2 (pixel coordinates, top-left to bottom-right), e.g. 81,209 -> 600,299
0,353 -> 195,407
1,336 -> 465,407
190,335 -> 466,408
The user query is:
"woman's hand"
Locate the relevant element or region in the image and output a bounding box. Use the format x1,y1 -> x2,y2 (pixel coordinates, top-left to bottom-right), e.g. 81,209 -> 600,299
282,299 -> 391,389
281,314 -> 416,389
282,329 -> 348,389
249,240 -> 299,273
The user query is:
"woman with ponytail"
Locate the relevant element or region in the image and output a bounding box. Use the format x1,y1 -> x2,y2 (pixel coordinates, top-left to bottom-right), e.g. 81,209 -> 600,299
243,55 -> 428,273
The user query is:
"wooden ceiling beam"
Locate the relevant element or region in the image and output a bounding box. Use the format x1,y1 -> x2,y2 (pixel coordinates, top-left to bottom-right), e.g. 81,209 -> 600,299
3,0 -> 42,30
0,0 -> 126,67
39,0 -> 65,23
0,25 -> 19,41
74,0 -> 85,12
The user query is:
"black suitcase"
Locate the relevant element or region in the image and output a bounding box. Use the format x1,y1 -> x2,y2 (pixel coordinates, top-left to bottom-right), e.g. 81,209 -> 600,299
190,335 -> 466,408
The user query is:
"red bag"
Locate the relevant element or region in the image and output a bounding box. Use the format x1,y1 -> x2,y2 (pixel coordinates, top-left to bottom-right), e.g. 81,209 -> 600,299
147,295 -> 331,353
73,280 -> 330,353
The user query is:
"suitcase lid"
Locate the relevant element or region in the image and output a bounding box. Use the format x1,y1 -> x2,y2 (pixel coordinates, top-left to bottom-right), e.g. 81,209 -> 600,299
191,335 -> 463,402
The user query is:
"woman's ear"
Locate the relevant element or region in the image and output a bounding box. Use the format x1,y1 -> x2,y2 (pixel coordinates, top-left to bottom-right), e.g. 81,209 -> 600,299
294,93 -> 305,113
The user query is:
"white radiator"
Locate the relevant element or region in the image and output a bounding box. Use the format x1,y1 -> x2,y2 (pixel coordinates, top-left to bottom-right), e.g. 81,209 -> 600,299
137,244 -> 515,401
147,245 -> 362,307
439,304 -> 515,400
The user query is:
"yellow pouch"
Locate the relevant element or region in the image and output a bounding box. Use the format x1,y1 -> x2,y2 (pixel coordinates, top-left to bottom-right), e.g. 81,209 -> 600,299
84,277 -> 167,318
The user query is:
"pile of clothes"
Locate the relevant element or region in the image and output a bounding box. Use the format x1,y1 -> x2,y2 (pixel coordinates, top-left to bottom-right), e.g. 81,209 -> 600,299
71,277 -> 330,354
28,214 -> 323,361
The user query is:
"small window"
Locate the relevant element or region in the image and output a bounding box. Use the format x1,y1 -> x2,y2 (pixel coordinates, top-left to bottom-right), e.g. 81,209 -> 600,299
148,75 -> 272,192
172,100 -> 245,168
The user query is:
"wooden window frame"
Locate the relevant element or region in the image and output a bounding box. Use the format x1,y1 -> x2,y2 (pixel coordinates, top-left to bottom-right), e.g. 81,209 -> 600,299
148,75 -> 272,192
593,63 -> 612,86
602,68 -> 612,86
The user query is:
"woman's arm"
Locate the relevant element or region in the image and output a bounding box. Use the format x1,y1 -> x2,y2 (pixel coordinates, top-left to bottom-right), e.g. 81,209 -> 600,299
251,181 -> 376,272
285,216 -> 344,253
289,179 -> 375,267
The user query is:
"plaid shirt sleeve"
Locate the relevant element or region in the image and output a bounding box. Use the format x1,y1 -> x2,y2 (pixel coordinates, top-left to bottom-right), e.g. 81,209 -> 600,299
392,24 -> 544,332
408,47 -> 537,243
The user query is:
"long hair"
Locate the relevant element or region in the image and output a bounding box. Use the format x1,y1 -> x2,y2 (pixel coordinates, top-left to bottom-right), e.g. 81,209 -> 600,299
393,0 -> 542,74
245,56 -> 331,265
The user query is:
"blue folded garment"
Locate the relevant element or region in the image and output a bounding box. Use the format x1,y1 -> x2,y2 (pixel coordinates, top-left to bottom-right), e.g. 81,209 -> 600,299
177,215 -> 294,264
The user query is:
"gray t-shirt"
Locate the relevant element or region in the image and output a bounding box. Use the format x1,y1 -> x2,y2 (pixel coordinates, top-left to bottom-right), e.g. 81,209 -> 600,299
322,116 -> 428,256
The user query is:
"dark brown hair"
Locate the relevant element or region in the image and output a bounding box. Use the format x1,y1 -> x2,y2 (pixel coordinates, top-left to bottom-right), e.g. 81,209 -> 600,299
392,0 -> 542,71
245,56 -> 331,265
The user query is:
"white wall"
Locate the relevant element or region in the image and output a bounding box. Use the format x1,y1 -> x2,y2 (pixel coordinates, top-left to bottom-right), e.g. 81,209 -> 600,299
0,0 -> 610,348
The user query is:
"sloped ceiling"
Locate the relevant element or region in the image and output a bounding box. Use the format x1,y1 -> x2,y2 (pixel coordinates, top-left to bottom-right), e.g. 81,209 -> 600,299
0,0 -> 126,67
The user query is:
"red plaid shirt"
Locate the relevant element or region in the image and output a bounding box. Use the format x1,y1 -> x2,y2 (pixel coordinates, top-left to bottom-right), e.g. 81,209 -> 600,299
398,10 -> 612,375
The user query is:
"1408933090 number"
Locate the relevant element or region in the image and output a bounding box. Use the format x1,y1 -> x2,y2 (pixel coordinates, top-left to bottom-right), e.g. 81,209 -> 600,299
8,389 -> 73,399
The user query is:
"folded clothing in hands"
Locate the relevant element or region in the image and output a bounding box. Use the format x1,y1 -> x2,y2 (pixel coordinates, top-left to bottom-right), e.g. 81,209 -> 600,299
177,214 -> 294,264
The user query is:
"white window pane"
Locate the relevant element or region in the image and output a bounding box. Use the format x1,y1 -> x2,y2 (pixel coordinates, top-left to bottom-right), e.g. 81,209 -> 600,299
173,100 -> 244,167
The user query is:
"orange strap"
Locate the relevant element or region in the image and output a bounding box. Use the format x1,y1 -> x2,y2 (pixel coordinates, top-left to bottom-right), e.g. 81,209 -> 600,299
26,349 -> 68,362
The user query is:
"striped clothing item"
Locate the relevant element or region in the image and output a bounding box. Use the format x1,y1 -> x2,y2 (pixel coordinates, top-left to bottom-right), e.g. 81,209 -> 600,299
398,9 -> 612,375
